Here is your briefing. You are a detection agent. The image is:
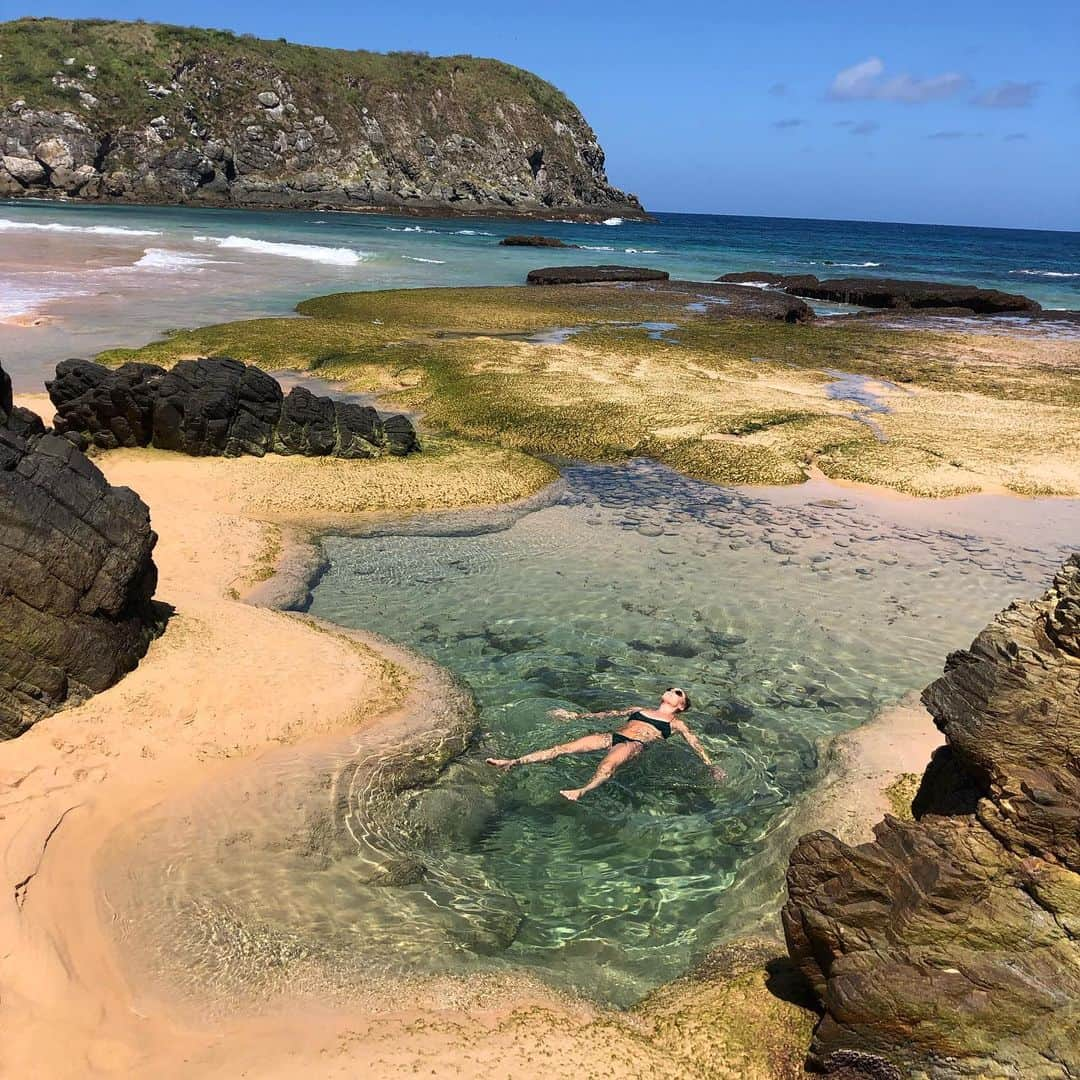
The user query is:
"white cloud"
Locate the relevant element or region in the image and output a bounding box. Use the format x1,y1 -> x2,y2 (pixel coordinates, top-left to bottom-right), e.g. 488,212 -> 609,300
972,81 -> 1039,108
828,57 -> 968,103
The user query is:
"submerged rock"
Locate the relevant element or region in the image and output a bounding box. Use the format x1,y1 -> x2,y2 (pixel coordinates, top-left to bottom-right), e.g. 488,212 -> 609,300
499,235 -> 578,248
48,357 -> 421,459
782,555 -> 1080,1078
526,264 -> 669,285
718,272 -> 1041,315
0,361 -> 160,737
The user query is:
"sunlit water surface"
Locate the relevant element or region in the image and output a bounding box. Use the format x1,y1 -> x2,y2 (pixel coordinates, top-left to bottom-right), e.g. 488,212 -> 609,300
102,462 -> 1079,1010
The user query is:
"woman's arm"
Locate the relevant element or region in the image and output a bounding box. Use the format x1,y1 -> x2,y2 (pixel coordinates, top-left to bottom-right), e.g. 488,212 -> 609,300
673,720 -> 726,781
548,706 -> 636,721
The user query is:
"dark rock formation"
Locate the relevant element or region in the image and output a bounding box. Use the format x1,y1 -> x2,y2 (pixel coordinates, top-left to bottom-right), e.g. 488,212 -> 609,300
0,361 -> 160,738
274,385 -> 336,456
49,358 -> 166,449
527,264 -> 669,285
0,18 -> 643,220
499,235 -> 577,248
717,272 -> 1041,315
47,357 -> 419,460
782,557 -> 1080,1078
153,357 -> 282,457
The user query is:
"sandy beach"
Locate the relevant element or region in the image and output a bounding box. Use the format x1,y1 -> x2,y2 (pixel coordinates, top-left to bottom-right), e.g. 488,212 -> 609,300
0,392 -> 952,1079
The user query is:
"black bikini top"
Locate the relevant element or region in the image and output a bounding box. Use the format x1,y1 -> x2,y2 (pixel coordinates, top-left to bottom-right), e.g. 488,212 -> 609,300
629,710 -> 672,739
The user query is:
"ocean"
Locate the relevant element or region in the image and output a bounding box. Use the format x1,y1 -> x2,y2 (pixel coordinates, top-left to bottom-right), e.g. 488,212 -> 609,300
2,199 -> 1077,388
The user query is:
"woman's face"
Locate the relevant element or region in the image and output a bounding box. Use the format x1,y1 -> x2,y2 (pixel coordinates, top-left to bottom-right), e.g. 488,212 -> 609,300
663,687 -> 687,711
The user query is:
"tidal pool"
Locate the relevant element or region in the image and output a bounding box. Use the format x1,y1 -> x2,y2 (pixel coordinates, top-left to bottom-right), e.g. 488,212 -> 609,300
102,462 -> 1079,1011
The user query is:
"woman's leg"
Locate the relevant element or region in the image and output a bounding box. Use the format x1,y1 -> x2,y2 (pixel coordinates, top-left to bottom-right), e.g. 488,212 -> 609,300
560,742 -> 642,801
486,733 -> 611,769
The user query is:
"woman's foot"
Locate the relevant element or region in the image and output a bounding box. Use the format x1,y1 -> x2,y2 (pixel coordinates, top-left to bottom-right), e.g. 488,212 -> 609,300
559,788 -> 582,801
486,757 -> 517,770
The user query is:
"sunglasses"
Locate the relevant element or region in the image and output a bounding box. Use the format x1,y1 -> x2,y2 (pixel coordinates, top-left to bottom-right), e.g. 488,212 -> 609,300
668,688 -> 686,698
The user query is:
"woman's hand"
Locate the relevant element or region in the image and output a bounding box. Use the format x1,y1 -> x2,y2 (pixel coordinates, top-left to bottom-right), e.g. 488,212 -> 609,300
548,708 -> 578,721
709,765 -> 727,783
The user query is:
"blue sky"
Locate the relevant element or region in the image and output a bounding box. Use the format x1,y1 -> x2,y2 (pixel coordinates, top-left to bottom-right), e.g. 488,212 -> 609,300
12,0 -> 1080,229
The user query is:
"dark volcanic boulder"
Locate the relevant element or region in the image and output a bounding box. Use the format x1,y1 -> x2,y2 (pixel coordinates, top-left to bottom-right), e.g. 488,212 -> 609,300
383,413 -> 422,456
333,401 -> 384,459
275,386 -> 337,456
0,369 -> 160,738
718,272 -> 1041,315
500,235 -> 577,248
152,357 -> 282,456
527,264 -> 669,285
782,557 -> 1080,1078
48,358 -> 166,449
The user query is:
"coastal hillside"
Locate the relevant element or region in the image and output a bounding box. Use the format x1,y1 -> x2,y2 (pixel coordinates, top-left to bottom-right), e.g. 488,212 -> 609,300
0,18 -> 642,218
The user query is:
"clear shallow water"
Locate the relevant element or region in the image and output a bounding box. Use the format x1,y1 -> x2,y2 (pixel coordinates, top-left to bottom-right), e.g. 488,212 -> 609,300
103,462 -> 1080,1010
3,200 -> 1078,387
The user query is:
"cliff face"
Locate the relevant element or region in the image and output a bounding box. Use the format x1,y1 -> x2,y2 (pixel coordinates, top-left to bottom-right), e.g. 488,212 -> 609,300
783,557 -> 1080,1079
0,18 -> 643,219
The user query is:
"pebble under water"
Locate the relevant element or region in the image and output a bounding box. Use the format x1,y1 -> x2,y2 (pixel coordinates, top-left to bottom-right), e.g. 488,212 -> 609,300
103,462 -> 1080,1011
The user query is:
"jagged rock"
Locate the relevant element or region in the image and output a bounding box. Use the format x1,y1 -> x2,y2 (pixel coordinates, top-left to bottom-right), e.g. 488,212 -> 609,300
152,357 -> 282,457
383,413 -> 421,456
333,401 -> 384,459
782,556 -> 1080,1078
527,264 -> 669,285
0,18 -> 644,221
500,235 -> 577,248
0,362 -> 160,738
718,272 -> 1041,315
49,358 -> 167,449
274,386 -> 336,456
48,358 -> 421,460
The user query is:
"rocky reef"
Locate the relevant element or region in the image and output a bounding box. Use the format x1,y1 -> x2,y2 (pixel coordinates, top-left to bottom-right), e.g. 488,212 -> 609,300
527,264 -> 670,285
718,272 -> 1041,315
48,357 -> 420,458
783,556 -> 1080,1078
0,18 -> 642,219
0,360 -> 160,738
499,235 -> 578,248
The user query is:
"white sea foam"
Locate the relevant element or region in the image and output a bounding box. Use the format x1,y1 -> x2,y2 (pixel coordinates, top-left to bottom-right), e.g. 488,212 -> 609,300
385,225 -> 437,233
0,218 -> 162,237
454,229 -> 494,236
832,261 -> 882,268
1010,269 -> 1080,279
402,255 -> 446,264
625,248 -> 660,254
132,248 -> 217,271
0,279 -> 90,319
580,245 -> 616,252
603,217 -> 624,226
194,235 -> 368,265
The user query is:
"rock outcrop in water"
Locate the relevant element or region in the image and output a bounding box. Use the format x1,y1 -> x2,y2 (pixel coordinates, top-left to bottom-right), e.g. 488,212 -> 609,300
718,272 -> 1041,315
0,18 -> 642,220
0,360 -> 159,738
527,264 -> 670,285
48,357 -> 420,458
782,556 -> 1080,1078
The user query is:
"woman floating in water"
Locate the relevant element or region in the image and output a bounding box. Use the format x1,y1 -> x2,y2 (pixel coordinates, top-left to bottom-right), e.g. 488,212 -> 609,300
486,687 -> 725,801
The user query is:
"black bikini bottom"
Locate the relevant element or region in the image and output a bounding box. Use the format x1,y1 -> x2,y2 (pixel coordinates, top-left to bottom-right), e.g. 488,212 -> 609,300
611,731 -> 646,747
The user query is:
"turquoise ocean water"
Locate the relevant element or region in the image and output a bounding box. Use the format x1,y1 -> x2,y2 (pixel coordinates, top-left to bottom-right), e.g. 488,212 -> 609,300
2,200 -> 1078,386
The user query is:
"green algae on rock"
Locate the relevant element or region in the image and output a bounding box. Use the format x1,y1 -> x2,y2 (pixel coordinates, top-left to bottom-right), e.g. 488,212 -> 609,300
99,281 -> 1080,496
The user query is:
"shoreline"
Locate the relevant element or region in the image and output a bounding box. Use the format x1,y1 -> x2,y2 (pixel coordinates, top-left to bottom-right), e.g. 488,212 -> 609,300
0,191 -> 652,225
0,395 -> 953,1077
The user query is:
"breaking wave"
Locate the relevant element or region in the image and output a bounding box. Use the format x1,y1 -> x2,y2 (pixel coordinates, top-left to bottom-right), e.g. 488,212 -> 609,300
0,218 -> 161,237
1010,269 -> 1080,279
402,255 -> 446,264
194,235 -> 368,265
